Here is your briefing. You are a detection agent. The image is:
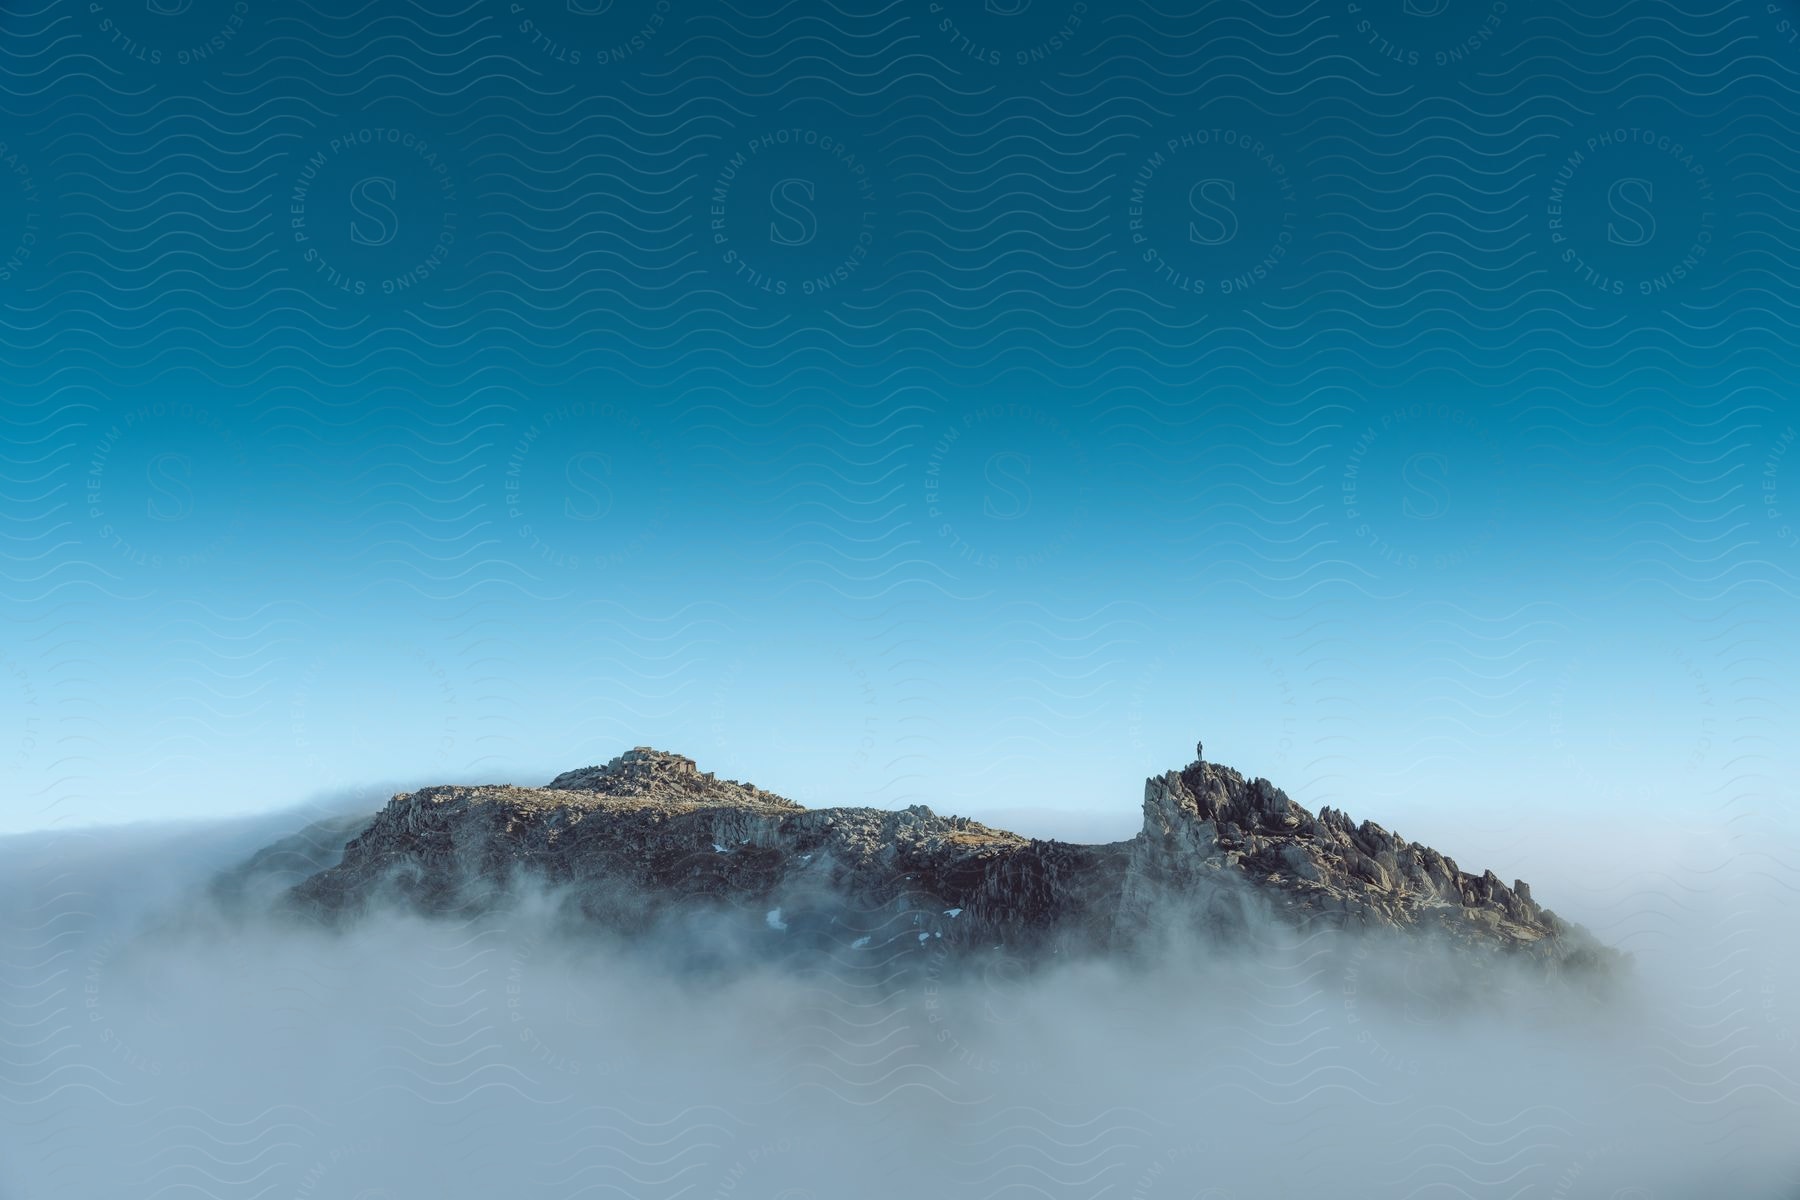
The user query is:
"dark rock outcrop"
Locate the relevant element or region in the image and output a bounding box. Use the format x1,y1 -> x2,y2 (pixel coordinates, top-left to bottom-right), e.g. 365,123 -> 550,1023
272,744 -> 1619,976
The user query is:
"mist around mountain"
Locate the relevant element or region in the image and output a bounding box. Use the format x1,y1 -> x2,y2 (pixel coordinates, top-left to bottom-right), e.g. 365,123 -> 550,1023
2,753 -> 1796,1199
263,744 -> 1622,993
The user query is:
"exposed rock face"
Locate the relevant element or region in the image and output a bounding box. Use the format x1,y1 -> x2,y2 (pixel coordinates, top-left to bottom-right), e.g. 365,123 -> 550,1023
1125,759 -> 1592,964
276,745 -> 1618,975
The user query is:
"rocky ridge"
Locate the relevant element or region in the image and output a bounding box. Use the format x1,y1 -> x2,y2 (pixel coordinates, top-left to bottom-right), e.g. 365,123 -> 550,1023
274,743 -> 1619,977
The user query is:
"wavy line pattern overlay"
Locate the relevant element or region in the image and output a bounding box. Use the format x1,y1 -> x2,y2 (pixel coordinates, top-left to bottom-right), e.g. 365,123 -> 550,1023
2,0 -> 1797,1195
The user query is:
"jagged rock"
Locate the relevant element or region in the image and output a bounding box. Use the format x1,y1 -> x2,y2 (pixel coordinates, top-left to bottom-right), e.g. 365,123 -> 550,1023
268,744 -> 1621,977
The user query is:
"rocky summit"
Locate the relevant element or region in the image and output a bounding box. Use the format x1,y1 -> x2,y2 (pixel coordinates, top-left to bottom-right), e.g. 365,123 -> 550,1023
266,743 -> 1620,979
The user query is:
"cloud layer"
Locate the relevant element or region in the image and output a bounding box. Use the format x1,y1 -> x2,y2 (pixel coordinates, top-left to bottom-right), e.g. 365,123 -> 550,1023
3,799 -> 1796,1200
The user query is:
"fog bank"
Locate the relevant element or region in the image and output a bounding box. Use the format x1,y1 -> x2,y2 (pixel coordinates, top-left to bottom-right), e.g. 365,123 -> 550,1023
2,800 -> 1796,1199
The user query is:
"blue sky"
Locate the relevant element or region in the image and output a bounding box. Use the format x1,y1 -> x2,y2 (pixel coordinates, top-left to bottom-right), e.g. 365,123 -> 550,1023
0,0 -> 1795,842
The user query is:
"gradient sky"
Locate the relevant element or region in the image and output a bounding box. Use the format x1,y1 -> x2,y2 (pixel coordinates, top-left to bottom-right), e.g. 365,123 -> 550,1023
0,0 -> 1795,849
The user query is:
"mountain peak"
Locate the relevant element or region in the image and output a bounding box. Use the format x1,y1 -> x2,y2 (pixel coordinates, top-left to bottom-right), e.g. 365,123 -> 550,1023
545,746 -> 799,809
548,745 -> 701,788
